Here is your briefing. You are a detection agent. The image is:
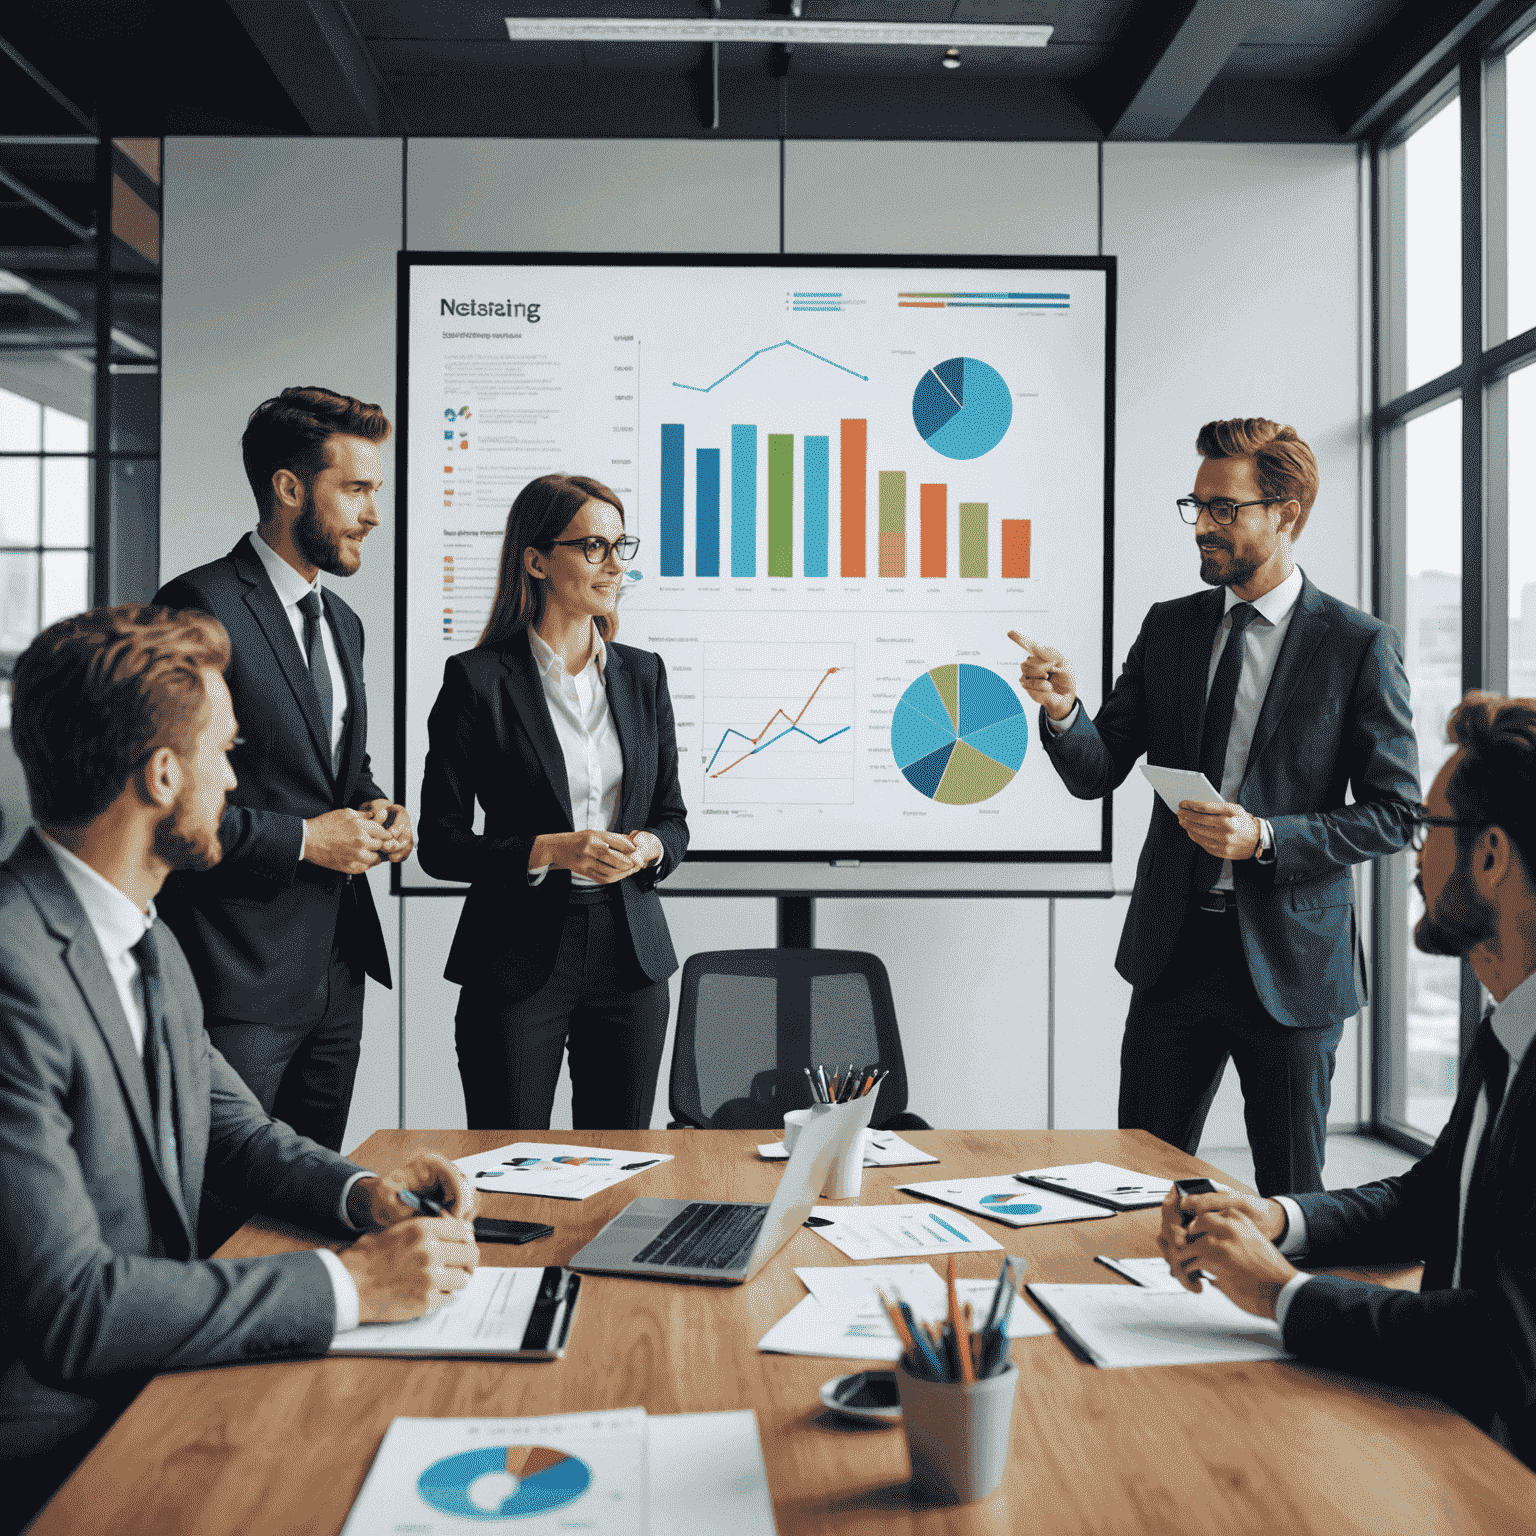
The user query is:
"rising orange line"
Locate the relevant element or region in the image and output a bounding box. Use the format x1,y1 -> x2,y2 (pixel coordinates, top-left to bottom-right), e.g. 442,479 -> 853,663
710,667 -> 842,778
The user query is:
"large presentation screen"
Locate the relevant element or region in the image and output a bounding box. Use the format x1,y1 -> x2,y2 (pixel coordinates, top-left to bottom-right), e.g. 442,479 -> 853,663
397,254 -> 1113,888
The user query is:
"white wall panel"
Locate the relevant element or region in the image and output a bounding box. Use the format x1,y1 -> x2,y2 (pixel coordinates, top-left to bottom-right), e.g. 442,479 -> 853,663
815,899 -> 1049,1129
162,138 -> 405,1151
1051,895 -> 1131,1129
406,139 -> 779,252
785,142 -> 1098,255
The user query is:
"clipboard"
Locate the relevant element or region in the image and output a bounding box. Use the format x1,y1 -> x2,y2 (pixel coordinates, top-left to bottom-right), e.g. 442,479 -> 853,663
1140,764 -> 1222,814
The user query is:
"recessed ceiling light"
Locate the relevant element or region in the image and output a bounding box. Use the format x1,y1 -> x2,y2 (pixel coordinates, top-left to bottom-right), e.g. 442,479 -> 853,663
502,18 -> 1051,48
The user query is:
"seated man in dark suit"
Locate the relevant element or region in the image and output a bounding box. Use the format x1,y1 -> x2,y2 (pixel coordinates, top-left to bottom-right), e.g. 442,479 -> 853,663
0,604 -> 479,1535
1159,693 -> 1536,1472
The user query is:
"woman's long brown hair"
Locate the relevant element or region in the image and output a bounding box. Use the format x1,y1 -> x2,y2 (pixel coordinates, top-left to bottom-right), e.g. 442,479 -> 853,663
478,473 -> 626,648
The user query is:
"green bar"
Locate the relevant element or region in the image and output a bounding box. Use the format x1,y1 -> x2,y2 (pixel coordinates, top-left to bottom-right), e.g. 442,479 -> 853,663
959,502 -> 988,578
768,433 -> 794,577
878,470 -> 906,534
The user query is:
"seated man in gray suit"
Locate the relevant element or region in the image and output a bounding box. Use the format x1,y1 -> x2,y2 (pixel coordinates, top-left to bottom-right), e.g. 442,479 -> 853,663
1159,693 -> 1536,1472
0,604 -> 480,1534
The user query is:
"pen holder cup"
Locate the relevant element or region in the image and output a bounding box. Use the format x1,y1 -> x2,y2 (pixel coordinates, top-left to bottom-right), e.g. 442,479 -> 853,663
782,1093 -> 878,1198
896,1360 -> 1018,1504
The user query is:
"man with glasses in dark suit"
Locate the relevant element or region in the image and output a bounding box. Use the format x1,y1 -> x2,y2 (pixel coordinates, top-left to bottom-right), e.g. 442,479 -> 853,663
155,388 -> 411,1174
1159,694 -> 1536,1473
1014,418 -> 1420,1194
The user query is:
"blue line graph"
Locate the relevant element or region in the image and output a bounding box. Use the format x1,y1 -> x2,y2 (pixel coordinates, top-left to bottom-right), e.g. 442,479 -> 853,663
706,720 -> 851,775
673,340 -> 869,394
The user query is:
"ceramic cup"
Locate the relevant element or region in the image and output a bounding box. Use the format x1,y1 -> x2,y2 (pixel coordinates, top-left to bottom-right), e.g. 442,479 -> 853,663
895,1359 -> 1018,1504
781,1092 -> 878,1197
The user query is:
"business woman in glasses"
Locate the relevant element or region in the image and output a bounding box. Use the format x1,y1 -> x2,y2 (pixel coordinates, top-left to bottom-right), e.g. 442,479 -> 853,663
419,473 -> 688,1130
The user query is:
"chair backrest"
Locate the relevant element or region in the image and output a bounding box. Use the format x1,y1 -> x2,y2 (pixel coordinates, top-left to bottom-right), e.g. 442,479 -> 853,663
669,948 -> 911,1130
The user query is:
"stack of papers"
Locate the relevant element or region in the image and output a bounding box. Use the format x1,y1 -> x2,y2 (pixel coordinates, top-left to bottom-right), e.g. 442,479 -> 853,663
1095,1255 -> 1187,1292
758,1264 -> 1052,1361
330,1268 -> 579,1359
1016,1162 -> 1173,1211
1027,1282 -> 1289,1368
896,1175 -> 1113,1229
341,1408 -> 776,1535
455,1142 -> 674,1200
756,1129 -> 939,1166
807,1203 -> 1003,1260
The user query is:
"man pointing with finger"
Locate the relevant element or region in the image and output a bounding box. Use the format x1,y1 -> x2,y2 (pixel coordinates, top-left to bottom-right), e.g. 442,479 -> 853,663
155,388 -> 409,1173
1015,418 -> 1419,1194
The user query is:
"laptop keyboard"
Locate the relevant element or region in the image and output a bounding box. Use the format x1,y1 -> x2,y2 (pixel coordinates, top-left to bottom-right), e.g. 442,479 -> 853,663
634,1202 -> 769,1270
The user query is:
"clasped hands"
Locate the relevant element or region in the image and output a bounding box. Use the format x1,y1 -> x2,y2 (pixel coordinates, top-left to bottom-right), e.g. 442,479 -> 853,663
529,828 -> 664,885
304,799 -> 414,874
337,1151 -> 480,1324
1156,1184 -> 1299,1321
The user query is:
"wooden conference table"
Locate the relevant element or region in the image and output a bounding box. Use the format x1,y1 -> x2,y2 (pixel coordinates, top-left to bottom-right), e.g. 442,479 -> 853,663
35,1129 -> 1536,1535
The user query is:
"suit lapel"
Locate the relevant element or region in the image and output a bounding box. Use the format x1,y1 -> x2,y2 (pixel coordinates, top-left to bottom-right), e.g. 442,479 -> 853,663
600,643 -> 639,824
501,632 -> 575,829
230,538 -> 335,782
329,596 -> 364,797
11,833 -> 192,1243
1244,573 -> 1328,773
1181,589 -> 1225,766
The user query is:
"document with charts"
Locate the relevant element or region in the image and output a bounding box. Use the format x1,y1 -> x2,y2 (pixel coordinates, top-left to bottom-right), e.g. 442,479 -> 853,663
806,1203 -> 1003,1260
455,1142 -> 674,1199
897,1174 -> 1113,1229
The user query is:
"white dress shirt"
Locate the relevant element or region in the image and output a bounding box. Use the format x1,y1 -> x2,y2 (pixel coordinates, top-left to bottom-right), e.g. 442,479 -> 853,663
247,530 -> 350,764
525,625 -> 626,888
41,835 -> 364,1334
1273,969 -> 1536,1330
1049,566 -> 1304,890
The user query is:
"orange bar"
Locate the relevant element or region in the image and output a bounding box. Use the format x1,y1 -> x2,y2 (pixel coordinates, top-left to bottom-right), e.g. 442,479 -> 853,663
1002,519 -> 1031,578
840,418 -> 867,576
920,483 -> 946,577
898,302 -> 946,309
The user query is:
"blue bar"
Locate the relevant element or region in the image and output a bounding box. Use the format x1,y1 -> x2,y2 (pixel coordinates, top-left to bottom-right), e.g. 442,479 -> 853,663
731,424 -> 756,577
695,448 -> 720,577
803,435 -> 829,578
660,423 -> 684,577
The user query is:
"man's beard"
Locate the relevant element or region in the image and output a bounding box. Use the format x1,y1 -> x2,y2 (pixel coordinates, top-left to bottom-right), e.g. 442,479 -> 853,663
153,791 -> 222,872
293,485 -> 353,577
1415,864 -> 1498,957
1198,542 -> 1262,589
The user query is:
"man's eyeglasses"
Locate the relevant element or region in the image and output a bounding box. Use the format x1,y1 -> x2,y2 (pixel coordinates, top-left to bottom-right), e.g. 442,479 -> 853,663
544,534 -> 641,564
1176,496 -> 1282,526
1409,813 -> 1486,853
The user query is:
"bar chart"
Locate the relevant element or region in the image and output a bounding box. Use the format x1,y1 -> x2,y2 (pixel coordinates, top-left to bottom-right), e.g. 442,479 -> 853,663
658,419 -> 1033,582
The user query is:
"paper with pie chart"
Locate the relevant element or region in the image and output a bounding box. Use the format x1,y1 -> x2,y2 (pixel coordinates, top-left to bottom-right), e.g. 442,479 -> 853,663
454,1141 -> 674,1199
340,1410 -> 647,1535
898,1176 -> 1113,1229
892,662 -> 1029,805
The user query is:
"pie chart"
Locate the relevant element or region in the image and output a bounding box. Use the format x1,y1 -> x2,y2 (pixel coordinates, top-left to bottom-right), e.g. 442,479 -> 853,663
912,357 -> 1013,460
417,1445 -> 592,1520
981,1193 -> 1043,1217
891,664 -> 1028,805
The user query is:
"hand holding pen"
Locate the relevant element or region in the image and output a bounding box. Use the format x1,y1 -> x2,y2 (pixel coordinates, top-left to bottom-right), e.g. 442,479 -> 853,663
355,1150 -> 479,1230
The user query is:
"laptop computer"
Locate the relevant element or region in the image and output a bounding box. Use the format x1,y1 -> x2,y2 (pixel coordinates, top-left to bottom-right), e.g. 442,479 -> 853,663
568,1102 -> 857,1284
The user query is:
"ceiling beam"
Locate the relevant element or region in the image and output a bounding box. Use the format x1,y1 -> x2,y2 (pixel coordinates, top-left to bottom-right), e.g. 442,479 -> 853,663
1076,0 -> 1264,141
224,0 -> 399,135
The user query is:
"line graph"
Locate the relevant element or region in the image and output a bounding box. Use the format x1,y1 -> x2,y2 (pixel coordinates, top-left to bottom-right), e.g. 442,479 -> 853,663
702,642 -> 855,806
673,340 -> 869,394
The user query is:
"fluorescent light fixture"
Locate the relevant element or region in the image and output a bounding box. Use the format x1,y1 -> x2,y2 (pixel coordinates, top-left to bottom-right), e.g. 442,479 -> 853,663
503,18 -> 1051,47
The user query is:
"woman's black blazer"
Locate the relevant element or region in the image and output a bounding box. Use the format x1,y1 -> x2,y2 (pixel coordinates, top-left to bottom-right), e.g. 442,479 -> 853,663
418,629 -> 689,1002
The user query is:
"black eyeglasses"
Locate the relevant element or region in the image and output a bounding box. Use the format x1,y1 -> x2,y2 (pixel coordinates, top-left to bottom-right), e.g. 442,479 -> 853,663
543,534 -> 640,564
1176,496 -> 1282,526
1409,814 -> 1486,853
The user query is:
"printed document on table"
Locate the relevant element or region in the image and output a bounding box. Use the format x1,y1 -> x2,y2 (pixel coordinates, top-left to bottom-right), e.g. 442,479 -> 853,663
795,1265 -> 1051,1340
339,1408 -> 648,1536
897,1175 -> 1113,1229
1027,1282 -> 1289,1368
1017,1162 -> 1173,1210
647,1413 -> 776,1536
807,1203 -> 1003,1260
1095,1255 -> 1187,1292
329,1267 -> 575,1358
455,1141 -> 673,1199
756,1130 -> 939,1166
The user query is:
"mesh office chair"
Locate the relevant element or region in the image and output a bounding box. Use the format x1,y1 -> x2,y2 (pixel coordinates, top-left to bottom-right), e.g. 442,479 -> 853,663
668,948 -> 930,1131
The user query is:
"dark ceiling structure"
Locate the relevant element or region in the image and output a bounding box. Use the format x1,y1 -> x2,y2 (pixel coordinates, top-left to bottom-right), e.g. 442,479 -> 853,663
3,0 -> 1535,145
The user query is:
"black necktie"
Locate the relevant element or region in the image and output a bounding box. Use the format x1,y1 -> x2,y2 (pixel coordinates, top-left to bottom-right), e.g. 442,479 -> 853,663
131,932 -> 179,1181
1191,602 -> 1258,892
298,590 -> 335,767
1472,1012 -> 1509,1160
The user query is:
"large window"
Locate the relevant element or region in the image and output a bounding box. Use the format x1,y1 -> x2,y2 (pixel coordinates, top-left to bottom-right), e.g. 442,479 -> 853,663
1375,13 -> 1536,1152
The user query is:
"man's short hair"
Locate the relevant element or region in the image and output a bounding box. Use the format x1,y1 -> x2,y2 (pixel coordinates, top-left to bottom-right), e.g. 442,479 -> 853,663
1445,693 -> 1536,884
11,604 -> 232,827
1195,418 -> 1320,537
241,386 -> 391,522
